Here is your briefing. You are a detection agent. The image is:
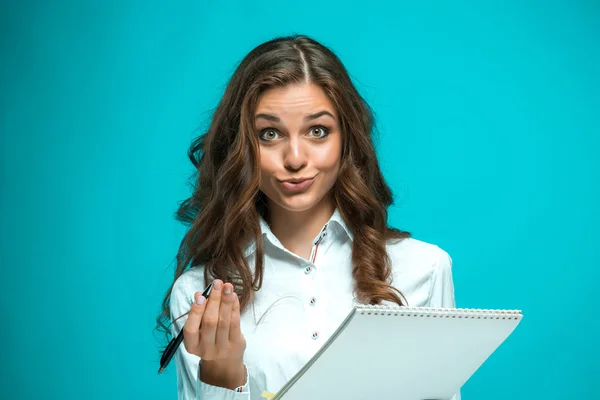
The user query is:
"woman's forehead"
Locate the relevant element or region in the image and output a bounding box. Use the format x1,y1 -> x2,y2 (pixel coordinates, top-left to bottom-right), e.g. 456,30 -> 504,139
254,83 -> 337,120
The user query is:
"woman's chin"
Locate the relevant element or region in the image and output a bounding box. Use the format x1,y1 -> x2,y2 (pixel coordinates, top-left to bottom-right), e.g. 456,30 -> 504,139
270,193 -> 331,214
278,200 -> 320,213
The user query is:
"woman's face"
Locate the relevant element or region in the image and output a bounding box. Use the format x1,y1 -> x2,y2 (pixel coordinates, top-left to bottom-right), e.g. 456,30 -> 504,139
254,82 -> 342,214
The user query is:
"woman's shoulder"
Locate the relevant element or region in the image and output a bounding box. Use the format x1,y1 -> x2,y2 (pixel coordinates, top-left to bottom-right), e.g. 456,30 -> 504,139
385,236 -> 452,277
385,237 -> 455,307
170,266 -> 206,314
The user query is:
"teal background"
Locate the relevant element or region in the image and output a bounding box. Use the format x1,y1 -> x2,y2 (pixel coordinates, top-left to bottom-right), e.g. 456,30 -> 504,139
1,0 -> 598,398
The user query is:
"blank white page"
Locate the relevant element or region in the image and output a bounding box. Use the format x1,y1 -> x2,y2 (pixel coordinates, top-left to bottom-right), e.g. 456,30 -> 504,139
274,306 -> 522,400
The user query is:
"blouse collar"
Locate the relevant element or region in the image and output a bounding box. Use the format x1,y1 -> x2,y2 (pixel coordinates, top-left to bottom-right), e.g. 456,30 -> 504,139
243,208 -> 353,258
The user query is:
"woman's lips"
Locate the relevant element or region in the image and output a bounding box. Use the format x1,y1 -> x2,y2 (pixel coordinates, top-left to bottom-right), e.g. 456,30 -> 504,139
279,177 -> 315,192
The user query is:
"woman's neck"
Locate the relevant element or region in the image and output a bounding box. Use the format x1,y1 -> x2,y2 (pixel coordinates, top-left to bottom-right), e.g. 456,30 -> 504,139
266,197 -> 335,260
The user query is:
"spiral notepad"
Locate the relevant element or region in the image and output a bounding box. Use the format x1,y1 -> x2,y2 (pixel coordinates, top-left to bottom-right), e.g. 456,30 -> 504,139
273,305 -> 523,400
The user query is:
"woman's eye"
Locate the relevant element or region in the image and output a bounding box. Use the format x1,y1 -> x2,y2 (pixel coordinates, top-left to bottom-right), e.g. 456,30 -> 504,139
310,126 -> 329,139
260,130 -> 280,141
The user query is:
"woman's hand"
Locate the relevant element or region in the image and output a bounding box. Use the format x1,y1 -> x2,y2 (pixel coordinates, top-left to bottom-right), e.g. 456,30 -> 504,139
183,279 -> 246,389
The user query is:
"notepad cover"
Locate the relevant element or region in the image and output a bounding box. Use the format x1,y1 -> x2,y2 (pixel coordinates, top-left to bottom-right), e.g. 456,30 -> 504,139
273,306 -> 522,400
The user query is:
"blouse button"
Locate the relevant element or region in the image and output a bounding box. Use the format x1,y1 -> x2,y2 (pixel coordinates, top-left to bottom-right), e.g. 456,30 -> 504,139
309,297 -> 317,306
304,266 -> 313,274
312,331 -> 320,340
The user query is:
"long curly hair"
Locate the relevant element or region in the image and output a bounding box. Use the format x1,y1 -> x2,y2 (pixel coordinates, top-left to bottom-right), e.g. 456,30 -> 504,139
155,34 -> 410,345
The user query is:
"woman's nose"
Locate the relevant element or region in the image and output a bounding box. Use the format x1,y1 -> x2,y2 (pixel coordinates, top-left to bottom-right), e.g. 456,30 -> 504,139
283,136 -> 308,171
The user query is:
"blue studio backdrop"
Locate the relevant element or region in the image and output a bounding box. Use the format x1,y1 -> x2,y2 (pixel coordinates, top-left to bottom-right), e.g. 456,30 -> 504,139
1,1 -> 598,399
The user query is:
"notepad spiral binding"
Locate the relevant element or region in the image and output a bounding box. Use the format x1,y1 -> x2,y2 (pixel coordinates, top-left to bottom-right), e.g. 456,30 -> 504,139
356,305 -> 522,320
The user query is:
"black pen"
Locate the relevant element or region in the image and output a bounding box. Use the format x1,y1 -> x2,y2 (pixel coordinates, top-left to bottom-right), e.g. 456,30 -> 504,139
158,282 -> 214,374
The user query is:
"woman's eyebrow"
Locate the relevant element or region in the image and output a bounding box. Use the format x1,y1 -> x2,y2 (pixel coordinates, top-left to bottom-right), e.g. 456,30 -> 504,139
255,113 -> 280,122
304,111 -> 336,121
254,110 -> 336,123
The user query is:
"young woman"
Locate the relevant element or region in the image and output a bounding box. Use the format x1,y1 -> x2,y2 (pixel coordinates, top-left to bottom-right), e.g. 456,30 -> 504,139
157,34 -> 458,400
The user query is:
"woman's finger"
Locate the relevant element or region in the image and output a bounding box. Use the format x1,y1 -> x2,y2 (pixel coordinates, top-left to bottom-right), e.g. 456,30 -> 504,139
183,292 -> 207,352
215,283 -> 235,351
229,292 -> 242,343
201,280 -> 223,348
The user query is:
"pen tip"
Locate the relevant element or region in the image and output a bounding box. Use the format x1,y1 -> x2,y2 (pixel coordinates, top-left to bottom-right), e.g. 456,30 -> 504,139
158,367 -> 164,374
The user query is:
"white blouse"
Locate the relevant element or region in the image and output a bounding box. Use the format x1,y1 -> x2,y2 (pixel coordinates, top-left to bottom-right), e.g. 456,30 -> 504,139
170,209 -> 460,400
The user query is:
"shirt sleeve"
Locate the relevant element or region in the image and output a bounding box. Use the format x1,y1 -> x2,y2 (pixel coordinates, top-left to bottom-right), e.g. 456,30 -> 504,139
169,272 -> 252,400
428,247 -> 457,309
428,247 -> 462,400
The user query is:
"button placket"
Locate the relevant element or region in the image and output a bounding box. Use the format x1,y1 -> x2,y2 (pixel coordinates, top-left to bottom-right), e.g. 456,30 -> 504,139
307,224 -> 329,342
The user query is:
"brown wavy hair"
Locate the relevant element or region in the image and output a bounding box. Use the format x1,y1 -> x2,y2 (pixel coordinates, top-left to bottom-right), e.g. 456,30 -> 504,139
155,34 -> 410,345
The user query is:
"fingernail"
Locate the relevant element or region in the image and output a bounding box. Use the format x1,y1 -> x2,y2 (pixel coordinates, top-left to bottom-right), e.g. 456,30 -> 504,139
224,287 -> 231,295
196,295 -> 205,306
214,280 -> 223,290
